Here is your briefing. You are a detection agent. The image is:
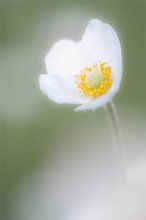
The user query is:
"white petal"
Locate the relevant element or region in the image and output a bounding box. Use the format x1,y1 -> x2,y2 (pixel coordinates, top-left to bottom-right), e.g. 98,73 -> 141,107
39,74 -> 92,104
41,19 -> 122,111
75,85 -> 119,111
79,19 -> 122,86
45,39 -> 96,91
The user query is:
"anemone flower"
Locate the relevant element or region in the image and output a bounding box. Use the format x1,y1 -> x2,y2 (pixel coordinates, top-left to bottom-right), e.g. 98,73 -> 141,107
39,19 -> 126,184
39,19 -> 122,111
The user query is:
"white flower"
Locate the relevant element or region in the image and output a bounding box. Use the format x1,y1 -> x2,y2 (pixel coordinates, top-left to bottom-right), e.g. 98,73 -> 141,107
39,19 -> 122,111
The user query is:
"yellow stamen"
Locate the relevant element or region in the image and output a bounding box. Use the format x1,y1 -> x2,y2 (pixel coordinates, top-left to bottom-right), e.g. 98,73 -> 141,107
76,62 -> 112,97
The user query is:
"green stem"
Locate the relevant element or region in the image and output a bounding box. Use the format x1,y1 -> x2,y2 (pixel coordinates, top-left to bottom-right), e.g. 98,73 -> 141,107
105,101 -> 127,184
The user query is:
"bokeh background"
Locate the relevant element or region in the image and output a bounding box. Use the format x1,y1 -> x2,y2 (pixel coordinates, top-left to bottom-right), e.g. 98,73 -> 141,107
1,1 -> 145,219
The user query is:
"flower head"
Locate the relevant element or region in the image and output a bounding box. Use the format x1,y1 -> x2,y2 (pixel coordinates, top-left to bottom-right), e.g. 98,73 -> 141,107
39,19 -> 122,111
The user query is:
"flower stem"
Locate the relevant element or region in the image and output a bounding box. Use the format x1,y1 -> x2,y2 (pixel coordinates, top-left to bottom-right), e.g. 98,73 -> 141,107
105,101 -> 127,185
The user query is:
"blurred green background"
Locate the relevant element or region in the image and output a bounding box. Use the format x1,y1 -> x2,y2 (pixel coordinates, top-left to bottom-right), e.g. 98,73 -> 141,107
1,0 -> 145,218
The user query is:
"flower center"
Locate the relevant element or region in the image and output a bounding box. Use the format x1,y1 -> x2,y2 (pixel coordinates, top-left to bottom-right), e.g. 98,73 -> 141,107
86,70 -> 105,89
75,62 -> 112,97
